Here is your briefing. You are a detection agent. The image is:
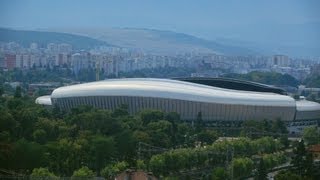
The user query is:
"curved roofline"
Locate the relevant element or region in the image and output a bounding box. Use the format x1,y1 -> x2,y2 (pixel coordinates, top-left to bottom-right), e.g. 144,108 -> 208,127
51,78 -> 295,107
35,95 -> 52,105
296,100 -> 320,111
174,77 -> 287,95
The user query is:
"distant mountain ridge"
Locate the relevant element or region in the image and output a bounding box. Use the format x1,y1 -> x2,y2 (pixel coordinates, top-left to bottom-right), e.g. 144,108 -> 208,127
1,27 -> 319,57
44,27 -> 257,55
0,28 -> 114,50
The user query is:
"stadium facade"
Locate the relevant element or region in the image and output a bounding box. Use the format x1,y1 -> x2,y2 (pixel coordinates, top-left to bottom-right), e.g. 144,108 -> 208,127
36,78 -> 320,123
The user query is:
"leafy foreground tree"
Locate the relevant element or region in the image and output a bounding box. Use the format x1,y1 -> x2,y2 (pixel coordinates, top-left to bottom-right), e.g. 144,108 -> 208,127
101,161 -> 128,179
71,166 -> 95,179
254,158 -> 267,180
303,126 -> 320,145
275,170 -> 302,180
0,95 -> 293,178
232,157 -> 254,179
291,140 -> 306,176
211,167 -> 230,180
290,140 -> 319,179
30,167 -> 58,180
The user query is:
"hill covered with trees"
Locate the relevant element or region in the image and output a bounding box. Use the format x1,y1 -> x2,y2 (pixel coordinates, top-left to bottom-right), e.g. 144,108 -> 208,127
0,28 -> 114,50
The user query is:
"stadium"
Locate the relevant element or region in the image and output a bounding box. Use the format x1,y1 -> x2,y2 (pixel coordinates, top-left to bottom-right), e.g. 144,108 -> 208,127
36,78 -> 320,124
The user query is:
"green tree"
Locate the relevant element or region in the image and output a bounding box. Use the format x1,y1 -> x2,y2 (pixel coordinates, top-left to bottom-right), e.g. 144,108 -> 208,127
271,119 -> 288,134
255,158 -> 267,180
211,167 -> 229,180
10,139 -> 46,171
197,129 -> 218,145
232,157 -> 254,179
279,135 -> 290,149
32,129 -> 47,144
275,170 -> 302,180
89,135 -> 115,175
303,126 -> 319,145
0,110 -> 16,133
14,86 -> 22,98
114,129 -> 137,163
139,109 -> 164,125
112,104 -> 129,117
291,140 -> 306,176
30,167 -> 58,180
101,161 -> 128,179
0,85 -> 4,96
147,120 -> 172,147
165,112 -> 180,122
71,166 -> 95,179
304,152 -> 314,178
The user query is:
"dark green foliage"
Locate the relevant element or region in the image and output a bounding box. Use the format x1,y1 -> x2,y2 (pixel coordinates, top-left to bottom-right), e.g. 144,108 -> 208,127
275,170 -> 303,180
290,139 -> 318,179
14,86 -> 22,98
90,135 -> 115,175
0,96 -> 305,178
232,157 -> 254,179
139,109 -> 164,125
211,167 -> 229,180
149,137 -> 285,177
71,166 -> 95,179
0,85 -> 4,96
30,167 -> 58,179
241,119 -> 288,139
291,140 -> 306,176
255,159 -> 267,180
197,129 -> 218,145
303,126 -> 320,145
9,139 -> 46,171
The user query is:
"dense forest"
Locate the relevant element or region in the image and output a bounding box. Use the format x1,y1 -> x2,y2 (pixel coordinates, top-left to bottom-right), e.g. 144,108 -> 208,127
0,88 -> 319,179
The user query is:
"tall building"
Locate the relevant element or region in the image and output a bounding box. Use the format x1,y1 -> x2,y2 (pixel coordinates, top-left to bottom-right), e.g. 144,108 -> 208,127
30,43 -> 38,50
71,52 -> 90,76
4,54 -> 16,69
47,43 -> 58,53
58,43 -> 72,53
273,55 -> 289,67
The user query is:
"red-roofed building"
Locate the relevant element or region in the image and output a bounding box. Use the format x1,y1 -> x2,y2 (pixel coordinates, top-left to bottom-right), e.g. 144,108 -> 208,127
308,144 -> 320,159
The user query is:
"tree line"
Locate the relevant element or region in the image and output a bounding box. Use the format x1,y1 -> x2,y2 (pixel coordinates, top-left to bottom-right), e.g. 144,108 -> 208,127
0,88 -> 319,179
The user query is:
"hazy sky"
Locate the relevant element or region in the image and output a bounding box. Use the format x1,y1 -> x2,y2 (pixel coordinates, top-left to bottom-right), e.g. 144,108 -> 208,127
0,0 -> 319,41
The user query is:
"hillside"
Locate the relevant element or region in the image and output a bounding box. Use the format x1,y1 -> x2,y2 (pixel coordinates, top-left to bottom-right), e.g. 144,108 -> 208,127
46,27 -> 257,55
0,28 -> 114,50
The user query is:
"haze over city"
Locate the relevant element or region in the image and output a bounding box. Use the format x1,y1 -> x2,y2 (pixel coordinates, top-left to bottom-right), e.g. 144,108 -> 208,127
1,0 -> 320,57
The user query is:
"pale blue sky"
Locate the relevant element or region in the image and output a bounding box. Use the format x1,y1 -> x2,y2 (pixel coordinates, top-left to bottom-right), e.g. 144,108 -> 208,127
0,0 -> 319,43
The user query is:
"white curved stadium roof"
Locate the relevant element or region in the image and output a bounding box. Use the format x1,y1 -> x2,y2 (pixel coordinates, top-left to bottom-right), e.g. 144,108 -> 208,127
35,95 -> 52,105
296,100 -> 320,111
51,78 -> 296,107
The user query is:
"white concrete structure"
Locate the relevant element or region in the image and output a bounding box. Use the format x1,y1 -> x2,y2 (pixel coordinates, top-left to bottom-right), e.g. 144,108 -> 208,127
35,78 -> 320,122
